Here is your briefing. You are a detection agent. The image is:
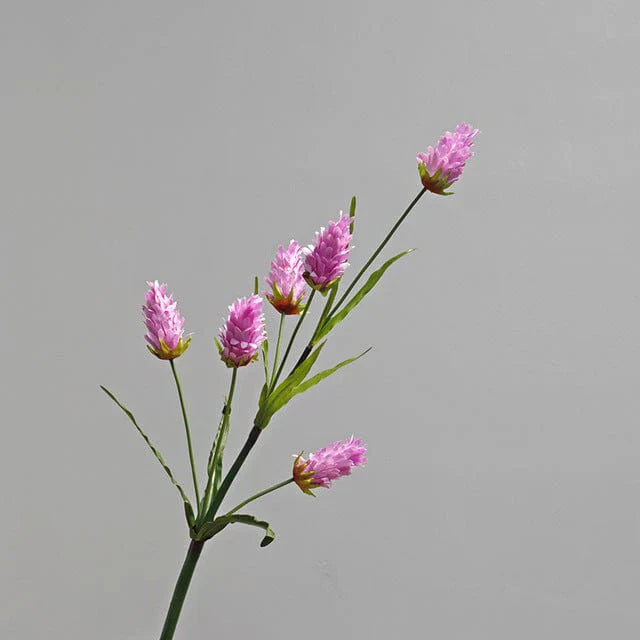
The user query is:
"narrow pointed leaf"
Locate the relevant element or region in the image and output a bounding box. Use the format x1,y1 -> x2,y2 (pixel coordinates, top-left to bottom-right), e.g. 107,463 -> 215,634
211,408 -> 232,495
193,513 -> 276,547
261,339 -> 269,382
316,249 -> 414,342
349,195 -> 356,234
254,342 -> 326,428
199,400 -> 228,519
289,347 -> 371,399
100,385 -> 194,526
229,514 -> 276,547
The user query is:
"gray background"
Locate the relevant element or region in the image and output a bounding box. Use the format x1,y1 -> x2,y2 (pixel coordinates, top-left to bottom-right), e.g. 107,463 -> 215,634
2,1 -> 639,638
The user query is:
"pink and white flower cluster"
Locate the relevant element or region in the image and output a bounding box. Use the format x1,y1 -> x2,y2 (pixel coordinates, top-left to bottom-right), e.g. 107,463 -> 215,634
417,122 -> 478,194
142,281 -> 191,360
302,213 -> 353,292
218,295 -> 266,368
293,436 -> 367,495
264,240 -> 306,315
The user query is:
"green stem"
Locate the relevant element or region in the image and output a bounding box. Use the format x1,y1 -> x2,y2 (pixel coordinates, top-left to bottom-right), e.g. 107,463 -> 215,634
158,540 -> 204,640
291,283 -> 338,372
268,313 -> 286,393
271,289 -> 316,390
330,187 -> 428,317
225,477 -> 294,516
170,360 -> 200,510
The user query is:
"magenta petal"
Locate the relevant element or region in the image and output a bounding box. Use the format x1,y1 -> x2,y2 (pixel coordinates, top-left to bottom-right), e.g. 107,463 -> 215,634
219,294 -> 266,367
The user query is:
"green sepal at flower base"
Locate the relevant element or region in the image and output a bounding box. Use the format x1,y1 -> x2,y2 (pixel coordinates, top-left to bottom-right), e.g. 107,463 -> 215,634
147,336 -> 192,360
303,272 -> 343,296
418,163 -> 456,195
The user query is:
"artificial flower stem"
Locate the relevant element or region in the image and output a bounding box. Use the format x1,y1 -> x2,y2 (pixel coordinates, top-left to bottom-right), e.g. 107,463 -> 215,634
268,313 -> 286,393
170,360 -> 200,510
225,477 -> 294,516
158,540 -> 204,640
271,289 -> 316,390
330,187 -> 428,317
292,283 -> 337,372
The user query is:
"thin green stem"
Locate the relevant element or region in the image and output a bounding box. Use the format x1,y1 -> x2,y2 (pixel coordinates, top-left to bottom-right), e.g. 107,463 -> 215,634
170,360 -> 200,510
312,283 -> 338,342
289,284 -> 337,373
330,187 -> 428,317
225,477 -> 294,516
268,313 -> 286,393
158,540 -> 204,640
271,289 -> 316,390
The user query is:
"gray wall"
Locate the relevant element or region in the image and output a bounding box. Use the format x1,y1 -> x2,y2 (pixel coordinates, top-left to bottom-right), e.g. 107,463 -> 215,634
3,1 -> 639,638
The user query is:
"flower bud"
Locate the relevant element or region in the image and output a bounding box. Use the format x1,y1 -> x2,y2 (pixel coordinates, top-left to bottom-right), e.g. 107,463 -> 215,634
142,281 -> 191,360
417,123 -> 478,194
303,213 -> 353,293
218,294 -> 266,367
293,436 -> 367,496
264,240 -> 307,315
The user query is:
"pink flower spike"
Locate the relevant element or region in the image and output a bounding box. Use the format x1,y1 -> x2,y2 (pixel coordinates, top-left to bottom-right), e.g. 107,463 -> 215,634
417,123 -> 479,195
302,212 -> 354,293
218,294 -> 266,368
293,436 -> 367,496
142,281 -> 191,360
264,240 -> 307,315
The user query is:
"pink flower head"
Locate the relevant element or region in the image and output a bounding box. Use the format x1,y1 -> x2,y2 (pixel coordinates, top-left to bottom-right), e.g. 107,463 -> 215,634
417,123 -> 479,195
264,240 -> 307,315
293,436 -> 367,496
303,212 -> 354,293
218,294 -> 266,367
142,281 -> 191,360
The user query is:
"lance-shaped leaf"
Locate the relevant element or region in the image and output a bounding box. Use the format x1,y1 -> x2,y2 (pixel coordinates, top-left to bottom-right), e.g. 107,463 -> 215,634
256,346 -> 370,430
199,401 -> 228,518
254,342 -> 326,429
193,513 -> 276,547
100,385 -> 195,527
261,339 -> 269,382
349,195 -> 356,234
315,249 -> 415,343
287,347 -> 371,401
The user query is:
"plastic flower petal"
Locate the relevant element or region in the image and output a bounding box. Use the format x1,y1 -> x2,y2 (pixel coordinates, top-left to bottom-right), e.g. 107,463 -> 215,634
293,436 -> 367,496
302,212 -> 353,293
142,281 -> 191,360
417,123 -> 479,195
218,294 -> 266,368
264,240 -> 307,315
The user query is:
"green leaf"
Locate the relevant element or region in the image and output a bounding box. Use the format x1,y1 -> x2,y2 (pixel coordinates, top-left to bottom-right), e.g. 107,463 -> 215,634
316,249 -> 415,342
211,408 -> 232,496
288,347 -> 371,400
349,195 -> 356,234
254,275 -> 259,295
193,513 -> 276,547
199,401 -> 227,519
100,385 -> 195,527
254,342 -> 326,429
261,339 -> 269,382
